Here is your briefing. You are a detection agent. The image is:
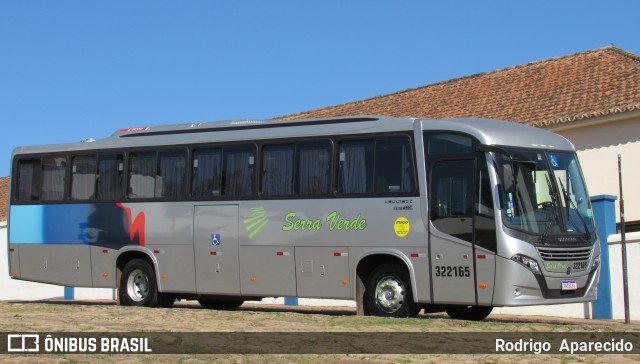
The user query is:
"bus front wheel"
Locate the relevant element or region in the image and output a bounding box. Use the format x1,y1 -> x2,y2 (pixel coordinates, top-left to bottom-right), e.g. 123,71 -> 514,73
364,263 -> 420,318
119,258 -> 162,307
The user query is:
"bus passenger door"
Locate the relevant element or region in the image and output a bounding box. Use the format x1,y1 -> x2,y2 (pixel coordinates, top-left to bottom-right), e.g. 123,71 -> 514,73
193,205 -> 241,295
429,159 -> 477,305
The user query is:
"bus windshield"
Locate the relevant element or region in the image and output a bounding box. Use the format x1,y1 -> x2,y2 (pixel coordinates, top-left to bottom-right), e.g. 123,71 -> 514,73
498,149 -> 595,241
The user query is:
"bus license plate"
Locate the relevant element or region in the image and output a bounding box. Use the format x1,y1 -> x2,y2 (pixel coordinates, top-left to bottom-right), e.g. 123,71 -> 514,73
561,280 -> 577,291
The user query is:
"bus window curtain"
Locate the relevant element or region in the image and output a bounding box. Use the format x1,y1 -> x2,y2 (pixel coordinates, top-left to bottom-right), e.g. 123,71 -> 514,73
299,147 -> 329,195
97,155 -> 122,200
262,147 -> 293,196
340,143 -> 370,194
192,150 -> 222,197
71,156 -> 97,200
41,157 -> 66,200
158,153 -> 186,198
129,153 -> 156,198
225,151 -> 253,197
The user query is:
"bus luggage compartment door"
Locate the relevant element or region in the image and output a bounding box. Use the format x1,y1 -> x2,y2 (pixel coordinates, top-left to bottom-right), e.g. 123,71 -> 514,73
193,205 -> 241,295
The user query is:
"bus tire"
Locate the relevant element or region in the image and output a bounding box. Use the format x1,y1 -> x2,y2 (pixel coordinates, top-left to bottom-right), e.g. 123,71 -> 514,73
445,305 -> 493,321
364,263 -> 420,318
198,299 -> 244,310
119,259 -> 160,307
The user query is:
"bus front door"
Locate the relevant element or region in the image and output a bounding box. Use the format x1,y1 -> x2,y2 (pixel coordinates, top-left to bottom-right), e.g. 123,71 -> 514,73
429,159 -> 478,305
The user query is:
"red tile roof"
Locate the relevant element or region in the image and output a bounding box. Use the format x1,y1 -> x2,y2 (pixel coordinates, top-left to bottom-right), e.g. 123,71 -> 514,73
0,177 -> 8,222
277,46 -> 640,127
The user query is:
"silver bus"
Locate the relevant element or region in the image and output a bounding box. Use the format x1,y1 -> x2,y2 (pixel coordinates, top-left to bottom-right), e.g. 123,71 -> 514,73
7,116 -> 600,320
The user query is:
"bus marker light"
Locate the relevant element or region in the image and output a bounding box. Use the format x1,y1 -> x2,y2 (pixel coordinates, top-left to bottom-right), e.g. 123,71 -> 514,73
276,252 -> 290,256
477,254 -> 486,259
11,271 -> 17,276
101,272 -> 109,277
102,249 -> 108,254
341,279 -> 348,285
479,283 -> 488,289
153,250 -> 160,254
250,277 -> 256,282
334,252 -> 348,257
9,248 -> 14,252
160,274 -> 167,279
410,253 -> 426,258
210,251 -> 222,256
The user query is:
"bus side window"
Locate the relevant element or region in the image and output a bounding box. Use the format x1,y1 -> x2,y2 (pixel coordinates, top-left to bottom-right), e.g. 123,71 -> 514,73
224,146 -> 255,197
128,152 -> 156,199
71,155 -> 97,200
40,156 -> 67,201
297,142 -> 331,195
96,154 -> 123,200
374,137 -> 414,193
157,150 -> 187,199
262,144 -> 294,196
338,140 -> 374,194
16,159 -> 41,202
192,148 -> 222,197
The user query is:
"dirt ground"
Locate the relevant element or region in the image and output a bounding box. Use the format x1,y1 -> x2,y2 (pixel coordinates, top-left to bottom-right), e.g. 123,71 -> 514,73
0,299 -> 638,363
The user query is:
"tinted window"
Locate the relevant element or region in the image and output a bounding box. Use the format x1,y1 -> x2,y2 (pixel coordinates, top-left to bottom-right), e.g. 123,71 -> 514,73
298,142 -> 330,195
96,154 -> 123,200
71,155 -> 97,200
338,140 -> 374,194
157,151 -> 186,198
128,152 -> 156,199
430,159 -> 474,242
224,146 -> 255,197
262,144 -> 294,196
40,157 -> 66,201
374,138 -> 414,193
16,159 -> 41,202
192,148 -> 222,197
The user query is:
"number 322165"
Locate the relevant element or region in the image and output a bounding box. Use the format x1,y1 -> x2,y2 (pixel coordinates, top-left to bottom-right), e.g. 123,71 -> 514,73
434,266 -> 470,277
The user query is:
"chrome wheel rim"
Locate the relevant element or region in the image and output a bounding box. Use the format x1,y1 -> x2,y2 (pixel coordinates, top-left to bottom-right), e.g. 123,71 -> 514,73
375,276 -> 405,313
127,268 -> 149,302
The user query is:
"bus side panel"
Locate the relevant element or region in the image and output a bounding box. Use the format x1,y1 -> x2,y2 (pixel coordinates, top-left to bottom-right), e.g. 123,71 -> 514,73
239,245 -> 296,296
90,246 -> 117,288
193,204 -> 241,295
149,244 -> 196,293
17,244 -> 93,287
295,246 -> 351,299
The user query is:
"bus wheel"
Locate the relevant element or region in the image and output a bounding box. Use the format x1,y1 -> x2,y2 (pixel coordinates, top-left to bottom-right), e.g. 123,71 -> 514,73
445,305 -> 493,321
119,259 -> 159,307
198,299 -> 244,310
365,263 -> 420,318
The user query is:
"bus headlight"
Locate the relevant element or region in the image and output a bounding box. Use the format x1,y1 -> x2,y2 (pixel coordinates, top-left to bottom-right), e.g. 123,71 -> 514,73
512,254 -> 542,275
591,255 -> 600,270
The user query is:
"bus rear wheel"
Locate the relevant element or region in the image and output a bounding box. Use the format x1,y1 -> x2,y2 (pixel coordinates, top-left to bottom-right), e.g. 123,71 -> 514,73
445,305 -> 493,321
119,259 -> 161,307
364,263 -> 420,318
198,299 -> 244,310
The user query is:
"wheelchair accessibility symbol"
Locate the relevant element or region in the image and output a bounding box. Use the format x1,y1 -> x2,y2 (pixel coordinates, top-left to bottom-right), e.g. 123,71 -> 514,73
211,233 -> 221,246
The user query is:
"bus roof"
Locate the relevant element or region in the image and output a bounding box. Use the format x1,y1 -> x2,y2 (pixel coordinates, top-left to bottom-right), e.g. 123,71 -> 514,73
11,115 -> 575,156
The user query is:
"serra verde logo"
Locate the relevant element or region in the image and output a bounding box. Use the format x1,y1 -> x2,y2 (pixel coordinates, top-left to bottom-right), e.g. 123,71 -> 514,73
282,211 -> 367,232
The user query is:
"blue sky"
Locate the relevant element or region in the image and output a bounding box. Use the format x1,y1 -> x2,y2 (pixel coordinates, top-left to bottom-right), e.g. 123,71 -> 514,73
1,0 -> 639,176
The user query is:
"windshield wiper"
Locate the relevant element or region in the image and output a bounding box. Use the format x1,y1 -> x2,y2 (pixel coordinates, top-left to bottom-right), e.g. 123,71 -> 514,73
557,177 -> 592,242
